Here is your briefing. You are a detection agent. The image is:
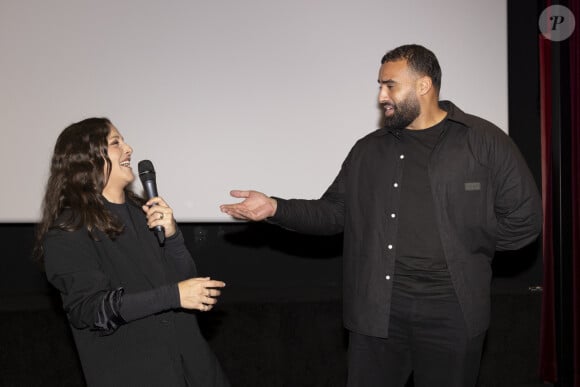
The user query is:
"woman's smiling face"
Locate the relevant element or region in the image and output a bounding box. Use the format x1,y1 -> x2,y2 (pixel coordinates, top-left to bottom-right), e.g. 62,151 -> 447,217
102,125 -> 134,198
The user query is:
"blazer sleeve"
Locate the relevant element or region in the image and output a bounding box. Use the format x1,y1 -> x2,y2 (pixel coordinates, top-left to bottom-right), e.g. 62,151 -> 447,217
44,228 -> 115,330
44,228 -> 181,333
162,228 -> 197,280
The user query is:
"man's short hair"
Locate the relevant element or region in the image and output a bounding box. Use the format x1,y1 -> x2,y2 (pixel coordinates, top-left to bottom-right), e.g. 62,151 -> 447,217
381,44 -> 442,93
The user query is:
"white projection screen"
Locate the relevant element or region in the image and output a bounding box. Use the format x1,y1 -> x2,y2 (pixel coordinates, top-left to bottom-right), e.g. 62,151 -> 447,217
0,0 -> 507,222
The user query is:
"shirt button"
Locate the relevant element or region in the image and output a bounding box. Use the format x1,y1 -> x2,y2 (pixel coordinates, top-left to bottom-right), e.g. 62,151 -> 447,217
386,275 -> 391,280
393,182 -> 399,188
387,244 -> 393,250
400,154 -> 405,159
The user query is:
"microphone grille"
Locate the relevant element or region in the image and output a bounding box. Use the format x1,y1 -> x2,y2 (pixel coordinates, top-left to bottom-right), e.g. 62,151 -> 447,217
138,160 -> 155,174
138,160 -> 155,181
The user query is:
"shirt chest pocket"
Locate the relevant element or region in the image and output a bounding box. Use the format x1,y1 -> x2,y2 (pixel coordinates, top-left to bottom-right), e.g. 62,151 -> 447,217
436,168 -> 493,229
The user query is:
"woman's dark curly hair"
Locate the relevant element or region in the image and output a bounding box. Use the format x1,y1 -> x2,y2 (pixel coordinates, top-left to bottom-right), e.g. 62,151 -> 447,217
33,117 -> 144,262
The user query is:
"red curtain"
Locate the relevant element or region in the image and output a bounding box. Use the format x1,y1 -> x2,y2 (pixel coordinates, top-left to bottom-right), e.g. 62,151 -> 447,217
539,0 -> 580,384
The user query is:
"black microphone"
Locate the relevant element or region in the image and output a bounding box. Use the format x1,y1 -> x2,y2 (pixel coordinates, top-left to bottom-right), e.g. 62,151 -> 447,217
138,160 -> 165,244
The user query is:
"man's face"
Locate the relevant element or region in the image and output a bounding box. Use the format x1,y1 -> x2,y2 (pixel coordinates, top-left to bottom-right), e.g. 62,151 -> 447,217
377,59 -> 421,129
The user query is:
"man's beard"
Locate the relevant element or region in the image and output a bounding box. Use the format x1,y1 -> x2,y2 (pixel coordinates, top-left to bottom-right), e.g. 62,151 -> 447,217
382,94 -> 420,130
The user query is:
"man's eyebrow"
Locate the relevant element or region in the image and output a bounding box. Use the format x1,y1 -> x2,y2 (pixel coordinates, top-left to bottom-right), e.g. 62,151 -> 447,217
378,78 -> 397,85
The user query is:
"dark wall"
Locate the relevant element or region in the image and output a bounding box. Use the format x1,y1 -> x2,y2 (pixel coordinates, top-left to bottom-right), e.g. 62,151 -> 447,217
0,222 -> 344,304
0,224 -> 49,295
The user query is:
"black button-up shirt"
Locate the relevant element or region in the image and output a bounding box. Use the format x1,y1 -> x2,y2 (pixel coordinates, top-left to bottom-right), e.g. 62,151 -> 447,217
270,101 -> 542,338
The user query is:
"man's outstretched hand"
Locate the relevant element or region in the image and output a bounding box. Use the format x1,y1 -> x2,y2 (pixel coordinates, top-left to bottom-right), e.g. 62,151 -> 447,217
220,190 -> 277,221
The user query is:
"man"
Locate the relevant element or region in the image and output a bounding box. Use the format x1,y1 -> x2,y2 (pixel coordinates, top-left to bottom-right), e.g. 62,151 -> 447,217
220,44 -> 542,387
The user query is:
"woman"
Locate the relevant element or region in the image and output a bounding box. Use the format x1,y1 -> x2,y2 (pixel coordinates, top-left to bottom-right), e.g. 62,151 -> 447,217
34,118 -> 230,386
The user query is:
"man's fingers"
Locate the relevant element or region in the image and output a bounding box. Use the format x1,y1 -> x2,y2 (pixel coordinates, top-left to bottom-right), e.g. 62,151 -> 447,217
230,190 -> 250,198
205,280 -> 226,288
221,208 -> 251,220
206,289 -> 222,297
200,303 -> 213,311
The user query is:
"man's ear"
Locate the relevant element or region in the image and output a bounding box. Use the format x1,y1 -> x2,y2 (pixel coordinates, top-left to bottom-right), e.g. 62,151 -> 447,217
417,76 -> 433,96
